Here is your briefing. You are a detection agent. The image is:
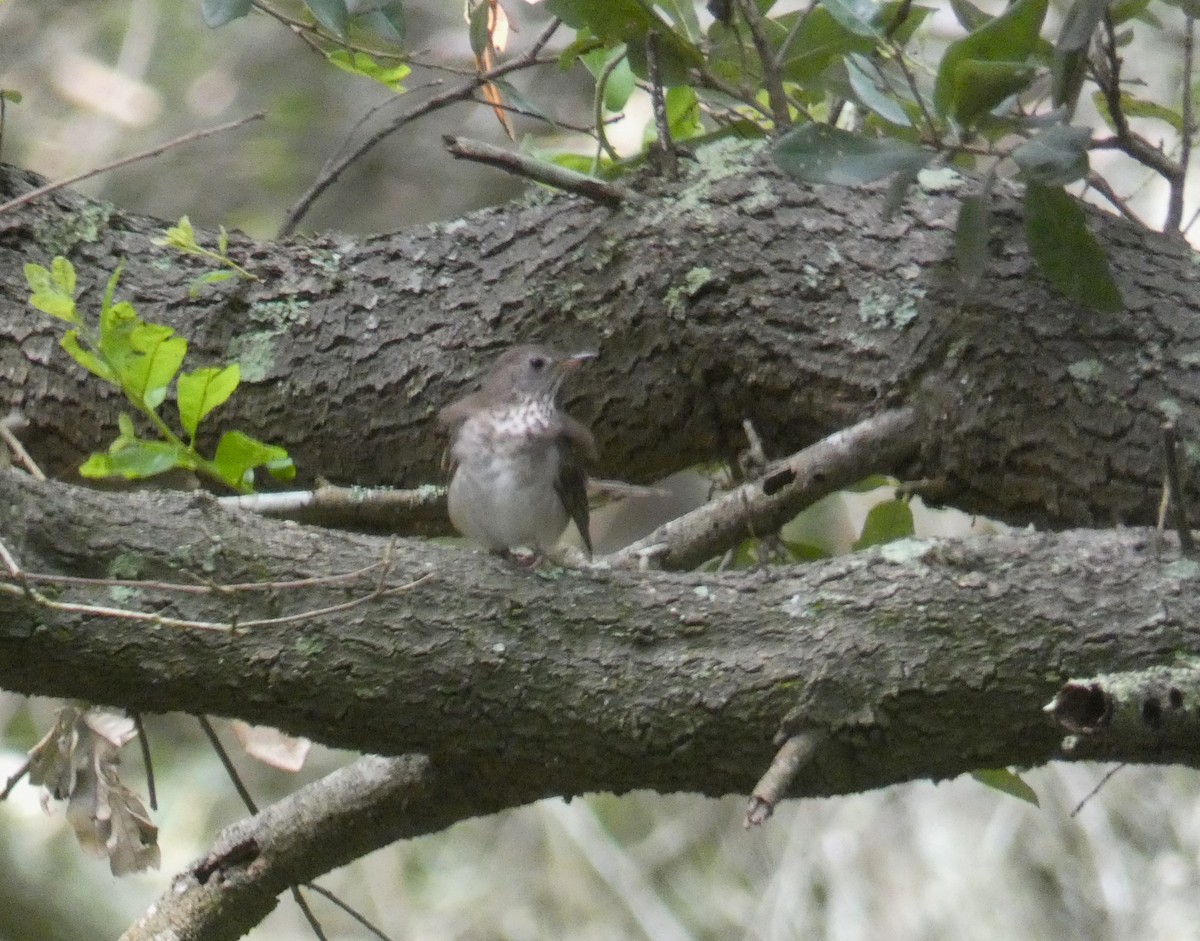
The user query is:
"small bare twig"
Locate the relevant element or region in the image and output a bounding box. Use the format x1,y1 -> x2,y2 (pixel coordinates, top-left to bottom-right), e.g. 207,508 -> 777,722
592,50 -> 628,165
1093,14 -> 1183,208
1,757 -> 30,801
132,712 -> 157,811
0,113 -> 265,217
645,32 -> 677,174
304,884 -> 397,941
279,18 -> 562,236
1171,14 -> 1196,234
443,136 -> 635,207
0,411 -> 46,481
1083,172 -> 1149,227
1069,764 -> 1126,817
745,732 -> 824,827
736,0 -> 790,127
1162,421 -> 1194,554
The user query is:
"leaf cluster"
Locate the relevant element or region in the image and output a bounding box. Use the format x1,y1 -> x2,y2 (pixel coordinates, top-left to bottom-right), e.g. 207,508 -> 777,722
25,256 -> 295,492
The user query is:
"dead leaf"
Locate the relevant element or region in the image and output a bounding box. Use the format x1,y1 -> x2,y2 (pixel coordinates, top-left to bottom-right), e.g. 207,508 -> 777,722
231,720 -> 312,772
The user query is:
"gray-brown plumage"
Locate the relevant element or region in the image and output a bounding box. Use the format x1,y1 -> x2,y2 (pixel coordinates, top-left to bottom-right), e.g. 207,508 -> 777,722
438,345 -> 596,556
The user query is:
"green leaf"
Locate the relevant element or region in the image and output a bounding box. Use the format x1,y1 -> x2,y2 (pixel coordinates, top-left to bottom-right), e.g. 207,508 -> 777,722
117,413 -> 137,439
845,54 -> 912,127
360,3 -> 407,41
325,50 -> 411,91
187,270 -> 236,298
1053,0 -> 1109,108
945,59 -> 1039,127
1092,90 -> 1184,134
1011,124 -> 1091,185
201,0 -> 252,27
971,769 -> 1040,806
1024,183 -> 1123,312
821,0 -> 882,38
60,331 -> 114,382
306,0 -> 349,39
934,0 -> 1049,121
955,191 -> 992,291
548,0 -> 703,82
99,313 -> 188,411
157,216 -> 199,253
178,365 -> 241,439
80,440 -> 187,481
214,431 -> 292,490
102,261 -> 125,312
582,47 -> 636,112
853,499 -> 915,550
25,259 -> 79,322
468,0 -> 491,57
774,124 -> 930,186
665,85 -> 702,140
0,89 -> 23,104
948,0 -> 989,30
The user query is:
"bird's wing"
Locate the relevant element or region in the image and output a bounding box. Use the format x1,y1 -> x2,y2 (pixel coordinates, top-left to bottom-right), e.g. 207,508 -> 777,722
555,441 -> 592,558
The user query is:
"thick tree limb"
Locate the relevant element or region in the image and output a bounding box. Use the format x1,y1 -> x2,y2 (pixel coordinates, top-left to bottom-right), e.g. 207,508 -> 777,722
3,469 -> 1200,804
1,141 -> 1196,533
120,754 -> 460,941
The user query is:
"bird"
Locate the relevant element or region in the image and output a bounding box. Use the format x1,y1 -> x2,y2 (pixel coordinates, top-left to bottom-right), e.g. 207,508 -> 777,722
438,344 -> 596,558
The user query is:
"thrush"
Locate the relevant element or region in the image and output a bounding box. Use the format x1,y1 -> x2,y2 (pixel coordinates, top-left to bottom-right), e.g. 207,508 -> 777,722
438,344 -> 596,557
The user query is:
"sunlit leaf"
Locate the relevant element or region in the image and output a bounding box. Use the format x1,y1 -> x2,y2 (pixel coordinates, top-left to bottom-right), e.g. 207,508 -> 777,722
853,499 -> 915,550
178,365 -> 241,439
214,431 -> 293,490
80,441 -> 187,480
946,59 -> 1039,127
60,331 -> 113,382
325,50 -> 411,91
1024,183 -> 1122,312
971,769 -> 1040,805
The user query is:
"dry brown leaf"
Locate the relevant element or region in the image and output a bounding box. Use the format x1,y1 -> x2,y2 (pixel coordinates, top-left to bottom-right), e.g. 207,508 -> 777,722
29,706 -> 159,875
230,720 -> 312,772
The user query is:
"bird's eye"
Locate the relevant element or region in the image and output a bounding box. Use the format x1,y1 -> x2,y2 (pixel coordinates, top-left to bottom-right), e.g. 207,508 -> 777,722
529,356 -> 547,370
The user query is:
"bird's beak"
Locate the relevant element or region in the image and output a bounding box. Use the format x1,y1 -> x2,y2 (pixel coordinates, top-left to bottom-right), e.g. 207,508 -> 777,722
556,351 -> 597,374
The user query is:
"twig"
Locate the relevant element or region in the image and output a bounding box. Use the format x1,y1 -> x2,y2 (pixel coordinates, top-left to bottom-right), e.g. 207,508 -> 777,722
0,113 -> 265,217
132,712 -> 157,811
645,32 -> 677,174
304,883 -> 397,941
1069,764 -> 1125,817
443,136 -> 635,207
1094,15 -> 1182,197
198,716 -> 260,813
291,887 -> 330,941
0,412 -> 45,480
592,51 -> 627,165
1083,172 -> 1148,228
745,733 -> 824,827
279,18 -> 562,236
1169,14 -> 1196,234
1162,421 -> 1194,554
607,407 -> 920,571
736,0 -> 790,127
1,757 -> 30,801
0,535 -> 430,632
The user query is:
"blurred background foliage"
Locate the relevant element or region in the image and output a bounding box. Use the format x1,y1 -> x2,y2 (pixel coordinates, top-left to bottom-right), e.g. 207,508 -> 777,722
3,0 -> 1200,939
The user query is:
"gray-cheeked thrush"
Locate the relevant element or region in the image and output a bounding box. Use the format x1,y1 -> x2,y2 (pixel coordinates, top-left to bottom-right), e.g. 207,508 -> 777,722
438,345 -> 596,556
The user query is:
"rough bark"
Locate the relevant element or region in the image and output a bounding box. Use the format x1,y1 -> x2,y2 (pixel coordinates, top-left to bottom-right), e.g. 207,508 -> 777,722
3,470 -> 1198,802
1,141 -> 1197,531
